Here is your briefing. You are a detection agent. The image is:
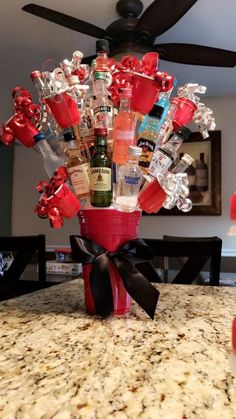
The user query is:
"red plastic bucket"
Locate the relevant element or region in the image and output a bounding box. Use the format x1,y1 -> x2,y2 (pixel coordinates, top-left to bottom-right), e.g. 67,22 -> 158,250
78,209 -> 142,315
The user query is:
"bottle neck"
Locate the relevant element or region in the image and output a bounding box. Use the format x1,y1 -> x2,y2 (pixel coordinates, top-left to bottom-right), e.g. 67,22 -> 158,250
127,155 -> 139,164
119,97 -> 131,113
94,136 -> 107,151
200,153 -> 205,162
171,159 -> 190,174
164,133 -> 183,152
94,78 -> 107,96
96,51 -> 108,68
36,138 -> 52,159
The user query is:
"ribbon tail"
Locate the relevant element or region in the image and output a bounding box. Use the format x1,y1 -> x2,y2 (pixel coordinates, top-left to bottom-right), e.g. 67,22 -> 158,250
90,253 -> 114,318
136,261 -> 163,283
113,256 -> 160,320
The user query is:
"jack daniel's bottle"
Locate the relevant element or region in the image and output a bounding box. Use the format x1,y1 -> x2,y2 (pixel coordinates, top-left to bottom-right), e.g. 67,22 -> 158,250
90,127 -> 112,207
64,131 -> 90,204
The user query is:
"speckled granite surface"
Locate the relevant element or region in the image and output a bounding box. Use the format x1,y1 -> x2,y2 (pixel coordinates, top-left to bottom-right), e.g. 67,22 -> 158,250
0,279 -> 235,419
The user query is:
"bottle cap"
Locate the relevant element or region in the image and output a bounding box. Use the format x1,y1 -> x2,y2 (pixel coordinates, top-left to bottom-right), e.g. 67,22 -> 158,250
72,50 -> 84,62
176,126 -> 192,141
31,70 -> 43,81
63,131 -> 76,142
120,88 -> 132,98
128,146 -> 142,157
96,39 -> 109,53
181,153 -> 194,166
148,104 -> 164,119
34,132 -> 46,142
94,127 -> 108,137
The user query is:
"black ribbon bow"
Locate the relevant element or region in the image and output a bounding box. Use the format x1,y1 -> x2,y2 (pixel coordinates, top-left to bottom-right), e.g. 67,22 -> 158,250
70,235 -> 160,319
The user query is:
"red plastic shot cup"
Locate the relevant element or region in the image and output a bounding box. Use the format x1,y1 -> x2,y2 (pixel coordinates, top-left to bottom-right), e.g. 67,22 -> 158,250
138,178 -> 167,214
171,97 -> 197,131
4,114 -> 39,147
47,183 -> 80,218
78,209 -> 142,316
45,92 -> 81,128
131,73 -> 160,115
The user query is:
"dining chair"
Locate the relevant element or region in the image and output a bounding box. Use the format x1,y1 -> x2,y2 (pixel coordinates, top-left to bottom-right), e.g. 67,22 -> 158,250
143,236 -> 222,286
0,235 -> 56,300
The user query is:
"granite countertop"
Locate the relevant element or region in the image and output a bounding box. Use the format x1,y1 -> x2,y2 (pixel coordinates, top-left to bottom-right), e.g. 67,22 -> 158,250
0,279 -> 235,419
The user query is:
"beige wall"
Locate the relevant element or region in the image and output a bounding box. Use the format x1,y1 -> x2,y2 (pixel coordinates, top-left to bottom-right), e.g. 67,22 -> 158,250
12,95 -> 236,253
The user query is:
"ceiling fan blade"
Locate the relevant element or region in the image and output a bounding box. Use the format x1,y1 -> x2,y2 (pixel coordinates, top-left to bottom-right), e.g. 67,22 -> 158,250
22,4 -> 108,39
137,0 -> 198,39
154,43 -> 236,67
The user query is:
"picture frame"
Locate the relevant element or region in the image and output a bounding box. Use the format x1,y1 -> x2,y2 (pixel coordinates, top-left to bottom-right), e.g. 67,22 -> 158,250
147,130 -> 221,216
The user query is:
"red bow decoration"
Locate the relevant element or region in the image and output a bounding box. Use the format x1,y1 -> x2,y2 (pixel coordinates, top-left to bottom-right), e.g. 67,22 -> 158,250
1,87 -> 41,147
109,53 -> 175,108
35,166 -> 80,228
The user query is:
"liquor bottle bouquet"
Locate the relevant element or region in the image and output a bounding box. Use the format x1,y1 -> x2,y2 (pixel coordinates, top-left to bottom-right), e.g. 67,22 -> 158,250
0,40 -> 216,318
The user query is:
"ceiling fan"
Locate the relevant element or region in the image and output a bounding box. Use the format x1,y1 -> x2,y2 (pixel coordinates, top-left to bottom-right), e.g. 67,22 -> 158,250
22,0 -> 236,67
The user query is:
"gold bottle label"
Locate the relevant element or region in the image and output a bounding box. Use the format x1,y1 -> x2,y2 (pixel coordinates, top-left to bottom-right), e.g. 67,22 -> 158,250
67,163 -> 90,195
90,167 -> 111,191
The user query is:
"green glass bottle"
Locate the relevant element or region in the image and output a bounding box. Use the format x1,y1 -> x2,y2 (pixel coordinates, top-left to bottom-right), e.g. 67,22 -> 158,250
90,127 -> 112,207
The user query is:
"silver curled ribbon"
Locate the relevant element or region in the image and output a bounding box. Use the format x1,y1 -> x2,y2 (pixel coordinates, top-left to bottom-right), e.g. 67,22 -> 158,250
177,83 -> 207,105
40,68 -> 70,99
193,102 -> 216,139
158,173 -> 192,213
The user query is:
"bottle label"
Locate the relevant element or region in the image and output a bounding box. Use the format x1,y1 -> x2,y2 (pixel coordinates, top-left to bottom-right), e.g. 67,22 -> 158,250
196,168 -> 208,188
93,105 -> 113,130
79,113 -> 94,138
67,163 -> 90,195
137,137 -> 156,169
148,149 -> 173,176
94,105 -> 112,115
116,130 -> 135,141
124,175 -> 141,185
90,167 -> 112,191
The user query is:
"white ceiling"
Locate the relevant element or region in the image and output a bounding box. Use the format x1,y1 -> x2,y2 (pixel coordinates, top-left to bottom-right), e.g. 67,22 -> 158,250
0,0 -> 236,119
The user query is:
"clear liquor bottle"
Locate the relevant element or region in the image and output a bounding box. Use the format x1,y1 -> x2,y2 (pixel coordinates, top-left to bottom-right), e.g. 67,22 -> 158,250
146,127 -> 191,180
171,153 -> 194,174
34,132 -> 65,178
92,71 -> 114,153
114,146 -> 143,212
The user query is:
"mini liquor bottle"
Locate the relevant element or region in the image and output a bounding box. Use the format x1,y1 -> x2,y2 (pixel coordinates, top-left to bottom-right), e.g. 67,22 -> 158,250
113,88 -> 135,165
90,127 -> 112,207
65,131 -> 90,204
34,132 -> 65,178
136,104 -> 165,172
92,71 -> 114,153
114,146 -> 143,212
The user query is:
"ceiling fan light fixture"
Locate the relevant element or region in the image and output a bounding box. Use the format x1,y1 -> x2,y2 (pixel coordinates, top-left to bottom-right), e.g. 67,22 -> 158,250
111,42 -> 152,60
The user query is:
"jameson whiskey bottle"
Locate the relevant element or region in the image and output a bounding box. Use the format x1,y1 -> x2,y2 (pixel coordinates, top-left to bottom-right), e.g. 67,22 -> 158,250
90,127 -> 112,207
64,131 -> 90,204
